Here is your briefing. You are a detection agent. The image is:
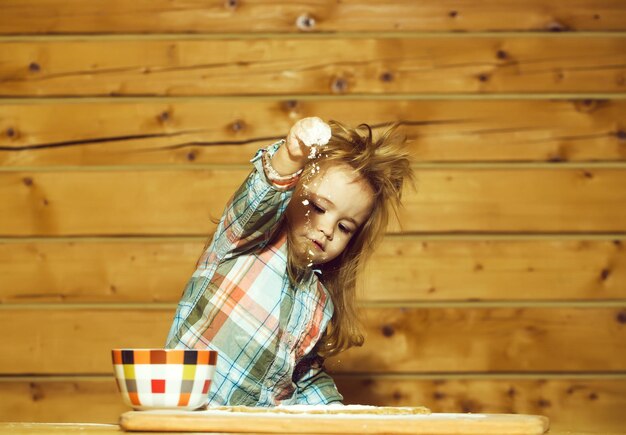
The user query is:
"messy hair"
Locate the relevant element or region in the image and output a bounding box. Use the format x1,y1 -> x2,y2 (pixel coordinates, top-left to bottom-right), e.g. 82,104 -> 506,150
285,120 -> 415,358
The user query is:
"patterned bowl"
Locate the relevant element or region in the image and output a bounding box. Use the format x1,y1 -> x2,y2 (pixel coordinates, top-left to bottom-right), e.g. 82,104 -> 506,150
112,348 -> 218,410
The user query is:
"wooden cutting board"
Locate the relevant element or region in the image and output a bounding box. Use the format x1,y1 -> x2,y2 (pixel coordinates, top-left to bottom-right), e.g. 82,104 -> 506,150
119,409 -> 550,434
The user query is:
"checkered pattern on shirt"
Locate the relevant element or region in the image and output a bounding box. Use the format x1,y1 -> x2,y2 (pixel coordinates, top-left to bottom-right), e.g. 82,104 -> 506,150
165,139 -> 343,406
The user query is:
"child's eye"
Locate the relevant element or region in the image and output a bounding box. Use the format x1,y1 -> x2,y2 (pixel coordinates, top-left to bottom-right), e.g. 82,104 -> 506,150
338,224 -> 352,234
311,202 -> 325,214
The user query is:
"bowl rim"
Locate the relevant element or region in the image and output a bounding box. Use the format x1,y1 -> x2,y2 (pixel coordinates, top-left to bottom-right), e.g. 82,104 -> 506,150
111,348 -> 217,352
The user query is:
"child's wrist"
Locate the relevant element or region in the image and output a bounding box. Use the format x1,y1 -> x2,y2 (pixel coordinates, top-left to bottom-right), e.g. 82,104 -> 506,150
262,148 -> 302,185
271,141 -> 307,176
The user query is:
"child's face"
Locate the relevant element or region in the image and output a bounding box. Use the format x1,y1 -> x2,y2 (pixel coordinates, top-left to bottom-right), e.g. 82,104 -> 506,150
286,162 -> 375,266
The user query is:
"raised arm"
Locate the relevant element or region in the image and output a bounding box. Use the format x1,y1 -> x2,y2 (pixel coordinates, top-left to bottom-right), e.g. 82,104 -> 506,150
207,139 -> 298,260
200,117 -> 331,262
166,118 -> 331,347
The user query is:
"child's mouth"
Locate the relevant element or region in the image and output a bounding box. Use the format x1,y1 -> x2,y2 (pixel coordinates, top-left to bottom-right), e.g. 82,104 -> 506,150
310,239 -> 324,252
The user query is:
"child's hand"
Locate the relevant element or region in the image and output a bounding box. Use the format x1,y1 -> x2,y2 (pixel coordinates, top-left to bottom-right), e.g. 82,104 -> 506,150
286,117 -> 332,160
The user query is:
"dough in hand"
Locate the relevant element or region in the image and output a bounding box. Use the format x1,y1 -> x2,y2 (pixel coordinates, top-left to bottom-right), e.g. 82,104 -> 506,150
298,118 -> 332,148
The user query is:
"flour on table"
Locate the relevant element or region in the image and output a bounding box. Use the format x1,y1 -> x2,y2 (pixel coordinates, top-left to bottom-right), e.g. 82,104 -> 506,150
207,404 -> 431,415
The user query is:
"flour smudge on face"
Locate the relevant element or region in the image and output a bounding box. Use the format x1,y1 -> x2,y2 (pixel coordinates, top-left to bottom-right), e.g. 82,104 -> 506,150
296,121 -> 331,270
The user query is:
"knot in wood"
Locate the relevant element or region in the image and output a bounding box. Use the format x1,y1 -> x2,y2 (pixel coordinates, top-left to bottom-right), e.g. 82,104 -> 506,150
380,71 -> 394,82
616,130 -> 626,140
574,99 -> 600,113
448,10 -> 458,18
296,13 -> 316,31
548,155 -> 564,163
225,0 -> 238,9
29,383 -> 45,401
461,400 -> 478,413
158,111 -> 170,122
547,21 -> 569,32
554,70 -> 565,82
331,77 -> 348,93
283,100 -> 299,111
496,50 -> 508,60
616,311 -> 626,324
537,399 -> 551,408
433,391 -> 446,400
231,119 -> 245,132
6,127 -> 15,138
381,324 -> 395,337
29,62 -> 41,72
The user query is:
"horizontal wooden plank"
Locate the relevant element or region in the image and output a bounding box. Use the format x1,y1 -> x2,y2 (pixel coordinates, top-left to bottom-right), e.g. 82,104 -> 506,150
1,376 -> 624,432
2,168 -> 626,236
0,425 -> 613,435
1,238 -> 624,303
1,0 -> 625,33
336,376 -> 626,432
0,424 -> 119,434
1,37 -> 626,96
363,238 -> 626,302
331,307 -> 626,373
0,378 -> 127,424
2,99 -> 626,167
1,307 -> 624,374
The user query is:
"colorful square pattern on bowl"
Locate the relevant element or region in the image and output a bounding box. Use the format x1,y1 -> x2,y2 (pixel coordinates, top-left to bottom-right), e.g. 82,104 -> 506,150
112,349 -> 217,409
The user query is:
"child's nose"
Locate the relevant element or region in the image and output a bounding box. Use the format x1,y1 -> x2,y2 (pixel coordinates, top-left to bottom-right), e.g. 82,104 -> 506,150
318,219 -> 334,240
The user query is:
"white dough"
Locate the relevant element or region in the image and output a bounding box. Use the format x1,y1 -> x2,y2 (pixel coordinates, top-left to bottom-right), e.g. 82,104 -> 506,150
298,119 -> 332,148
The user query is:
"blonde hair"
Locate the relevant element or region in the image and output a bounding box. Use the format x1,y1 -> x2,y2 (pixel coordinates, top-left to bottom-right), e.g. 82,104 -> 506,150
285,120 -> 415,358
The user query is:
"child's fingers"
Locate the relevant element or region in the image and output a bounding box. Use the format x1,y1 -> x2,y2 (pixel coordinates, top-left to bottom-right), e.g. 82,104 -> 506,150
288,128 -> 306,149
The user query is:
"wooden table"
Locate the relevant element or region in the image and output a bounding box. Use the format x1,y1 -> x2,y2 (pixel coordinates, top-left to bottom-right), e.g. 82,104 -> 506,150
1,423 -> 625,435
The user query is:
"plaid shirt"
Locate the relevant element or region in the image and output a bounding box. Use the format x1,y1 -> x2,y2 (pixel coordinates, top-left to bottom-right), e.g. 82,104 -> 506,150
165,139 -> 343,406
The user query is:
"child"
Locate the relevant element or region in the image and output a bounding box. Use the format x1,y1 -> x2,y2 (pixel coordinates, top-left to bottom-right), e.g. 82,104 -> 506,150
165,117 -> 414,406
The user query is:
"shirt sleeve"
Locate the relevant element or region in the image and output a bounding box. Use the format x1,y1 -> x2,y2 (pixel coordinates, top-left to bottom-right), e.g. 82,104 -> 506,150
293,355 -> 344,405
165,139 -> 301,347
206,139 -> 301,262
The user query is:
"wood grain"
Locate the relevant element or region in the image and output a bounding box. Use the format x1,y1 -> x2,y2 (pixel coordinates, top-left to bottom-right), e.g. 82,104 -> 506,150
1,376 -> 624,431
0,0 -> 624,33
2,99 -> 625,167
118,410 -> 549,434
1,238 -> 624,303
1,307 -> 623,374
0,378 -> 127,424
331,306 -> 626,373
2,168 -> 626,236
0,0 -> 623,431
0,422 -> 619,435
1,37 -> 626,96
335,376 -> 626,432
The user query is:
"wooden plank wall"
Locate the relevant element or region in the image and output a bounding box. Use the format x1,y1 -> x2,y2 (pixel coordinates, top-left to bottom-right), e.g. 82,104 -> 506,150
1,0 -> 625,432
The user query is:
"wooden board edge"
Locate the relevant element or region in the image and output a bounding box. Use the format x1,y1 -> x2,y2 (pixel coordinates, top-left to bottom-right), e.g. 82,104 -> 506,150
119,410 -> 550,434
